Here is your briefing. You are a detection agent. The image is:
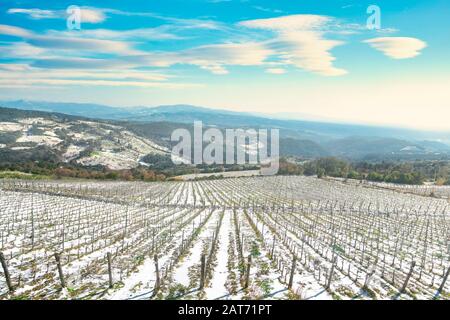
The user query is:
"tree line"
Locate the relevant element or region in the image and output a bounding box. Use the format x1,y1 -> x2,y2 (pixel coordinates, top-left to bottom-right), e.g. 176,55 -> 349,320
2,152 -> 450,185
0,161 -> 166,182
279,157 -> 450,185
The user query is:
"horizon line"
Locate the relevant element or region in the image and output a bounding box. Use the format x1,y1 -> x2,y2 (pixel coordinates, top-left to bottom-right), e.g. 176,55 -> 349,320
1,98 -> 449,134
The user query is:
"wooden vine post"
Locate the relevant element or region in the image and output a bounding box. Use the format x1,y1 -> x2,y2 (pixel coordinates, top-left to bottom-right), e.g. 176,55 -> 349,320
200,254 -> 206,289
0,251 -> 13,292
54,252 -> 66,288
437,265 -> 450,296
154,254 -> 161,293
400,261 -> 416,294
244,255 -> 252,289
107,252 -> 113,289
288,256 -> 297,290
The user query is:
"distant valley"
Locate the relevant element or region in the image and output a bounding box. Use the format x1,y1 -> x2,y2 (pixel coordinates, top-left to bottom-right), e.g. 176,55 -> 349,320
0,101 -> 450,172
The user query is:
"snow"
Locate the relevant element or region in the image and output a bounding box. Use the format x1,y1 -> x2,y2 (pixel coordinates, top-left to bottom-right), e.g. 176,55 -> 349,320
16,134 -> 62,146
1,117 -> 169,170
0,176 -> 449,300
205,210 -> 231,299
63,145 -> 86,162
10,146 -> 32,150
0,122 -> 23,132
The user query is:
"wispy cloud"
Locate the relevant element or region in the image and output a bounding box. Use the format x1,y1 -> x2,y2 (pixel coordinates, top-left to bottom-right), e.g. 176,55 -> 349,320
180,42 -> 272,71
0,78 -> 201,89
364,37 -> 427,59
265,68 -> 286,74
0,63 -> 199,89
8,8 -> 59,19
0,24 -> 138,56
0,21 -> 198,88
238,15 -> 347,76
0,24 -> 33,37
8,7 -> 106,23
30,36 -> 138,55
252,6 -> 284,14
239,14 -> 330,31
31,58 -> 134,69
269,31 -> 347,76
0,66 -> 170,81
48,28 -> 183,41
8,6 -> 223,30
0,42 -> 47,58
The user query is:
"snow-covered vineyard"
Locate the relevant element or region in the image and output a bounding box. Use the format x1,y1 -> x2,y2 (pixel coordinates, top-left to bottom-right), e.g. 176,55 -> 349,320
0,176 -> 449,300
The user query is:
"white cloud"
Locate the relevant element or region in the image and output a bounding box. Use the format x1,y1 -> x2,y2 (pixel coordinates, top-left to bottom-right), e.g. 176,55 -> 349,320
0,42 -> 46,58
135,42 -> 273,74
252,6 -> 284,14
0,24 -> 137,56
0,63 -> 31,71
28,36 -> 138,55
239,15 -> 347,76
0,78 -> 200,89
271,31 -> 347,76
8,7 -> 106,24
8,7 -> 224,30
0,65 -> 197,89
364,37 -> 427,59
78,8 -> 106,23
0,25 -> 270,74
0,68 -> 170,82
0,24 -> 33,37
31,57 -> 139,70
200,65 -> 229,75
49,28 -> 183,41
7,8 -> 59,19
185,42 -> 272,66
265,68 -> 286,74
238,14 -> 330,31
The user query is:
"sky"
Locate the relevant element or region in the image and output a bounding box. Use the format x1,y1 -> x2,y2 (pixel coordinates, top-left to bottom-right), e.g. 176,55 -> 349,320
0,0 -> 449,130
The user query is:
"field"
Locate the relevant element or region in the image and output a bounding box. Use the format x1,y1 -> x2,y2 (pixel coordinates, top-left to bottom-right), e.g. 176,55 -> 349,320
0,176 -> 449,300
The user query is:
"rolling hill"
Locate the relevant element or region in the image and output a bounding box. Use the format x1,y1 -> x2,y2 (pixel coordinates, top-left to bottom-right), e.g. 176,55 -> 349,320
1,101 -> 450,165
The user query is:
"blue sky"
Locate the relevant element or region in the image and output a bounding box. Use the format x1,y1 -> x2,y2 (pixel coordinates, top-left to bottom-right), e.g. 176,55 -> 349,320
0,0 -> 449,130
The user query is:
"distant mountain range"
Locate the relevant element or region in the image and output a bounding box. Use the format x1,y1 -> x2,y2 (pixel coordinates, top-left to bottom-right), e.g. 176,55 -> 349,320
1,100 -> 450,161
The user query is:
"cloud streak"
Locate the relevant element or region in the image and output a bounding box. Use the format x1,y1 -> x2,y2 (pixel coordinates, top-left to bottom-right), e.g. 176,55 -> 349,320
48,28 -> 183,41
265,68 -> 286,74
8,7 -> 224,30
0,64 -> 199,89
8,7 -> 106,23
0,24 -> 138,56
239,15 -> 347,76
238,14 -> 330,31
364,37 -> 427,59
0,78 -> 201,89
0,24 -> 33,37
